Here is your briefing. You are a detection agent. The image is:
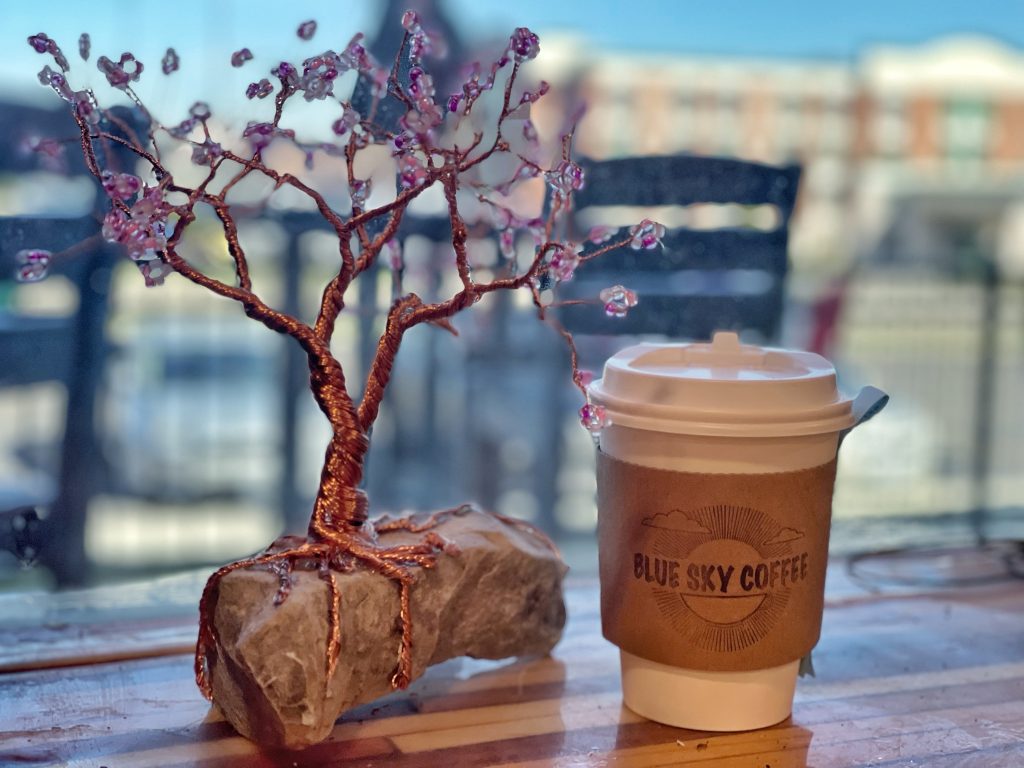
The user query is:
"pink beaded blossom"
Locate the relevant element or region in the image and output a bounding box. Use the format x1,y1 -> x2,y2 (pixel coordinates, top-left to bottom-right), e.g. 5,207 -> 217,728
271,61 -> 299,87
401,11 -> 420,31
340,34 -> 370,72
510,27 -> 540,62
331,106 -> 359,137
15,250 -> 52,283
231,48 -> 254,67
629,219 -> 665,250
140,259 -> 172,287
37,65 -> 73,101
191,140 -> 223,166
404,68 -> 441,130
297,20 -> 317,41
300,51 -> 344,101
27,34 -> 69,71
398,155 -> 428,189
549,243 -> 582,282
100,171 -> 142,201
407,67 -> 434,100
579,402 -> 608,433
102,199 -> 168,262
452,55 -> 506,114
168,117 -> 197,139
409,32 -> 432,63
391,131 -> 413,153
72,91 -> 100,125
101,186 -> 170,263
98,52 -> 143,89
517,81 -> 549,105
350,178 -> 371,207
242,122 -> 276,150
600,285 -> 638,318
246,79 -> 273,99
78,33 -> 90,61
546,160 -> 585,197
27,33 -> 57,55
161,48 -> 179,75
402,13 -> 434,63
131,186 -> 168,219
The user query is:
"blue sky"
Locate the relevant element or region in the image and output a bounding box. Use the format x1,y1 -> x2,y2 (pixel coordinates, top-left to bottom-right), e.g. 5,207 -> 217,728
452,0 -> 1024,58
3,0 -> 1022,113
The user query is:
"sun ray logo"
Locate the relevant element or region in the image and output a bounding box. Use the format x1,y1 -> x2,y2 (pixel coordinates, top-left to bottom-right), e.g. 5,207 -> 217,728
634,505 -> 809,653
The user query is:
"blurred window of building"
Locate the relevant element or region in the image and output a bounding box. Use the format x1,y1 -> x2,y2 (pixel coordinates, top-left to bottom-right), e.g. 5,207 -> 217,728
672,92 -> 696,152
610,87 -> 635,158
715,93 -> 741,155
775,94 -> 803,160
944,98 -> 991,162
819,99 -> 852,156
990,100 -> 1024,166
874,97 -> 909,157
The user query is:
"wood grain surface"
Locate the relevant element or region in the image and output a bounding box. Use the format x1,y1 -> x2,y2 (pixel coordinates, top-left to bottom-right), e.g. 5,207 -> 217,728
1,560 -> 1023,767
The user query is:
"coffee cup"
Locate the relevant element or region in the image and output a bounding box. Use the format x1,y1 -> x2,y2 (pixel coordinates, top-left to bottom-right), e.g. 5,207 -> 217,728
588,331 -> 885,731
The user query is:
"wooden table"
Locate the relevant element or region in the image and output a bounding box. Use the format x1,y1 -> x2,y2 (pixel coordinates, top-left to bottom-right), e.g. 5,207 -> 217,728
1,556 -> 1023,767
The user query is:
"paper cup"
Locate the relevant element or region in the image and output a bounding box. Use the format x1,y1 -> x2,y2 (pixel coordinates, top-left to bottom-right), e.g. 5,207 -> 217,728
589,332 -> 875,731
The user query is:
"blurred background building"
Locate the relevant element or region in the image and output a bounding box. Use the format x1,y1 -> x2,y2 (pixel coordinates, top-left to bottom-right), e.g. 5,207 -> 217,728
1,0 -> 1022,586
531,34 -> 1024,545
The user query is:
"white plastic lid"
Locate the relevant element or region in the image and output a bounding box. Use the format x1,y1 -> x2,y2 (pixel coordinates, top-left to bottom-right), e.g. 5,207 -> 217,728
588,331 -> 855,437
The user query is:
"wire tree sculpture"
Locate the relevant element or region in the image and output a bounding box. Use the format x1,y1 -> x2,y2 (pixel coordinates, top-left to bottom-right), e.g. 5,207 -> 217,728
22,14 -> 662,699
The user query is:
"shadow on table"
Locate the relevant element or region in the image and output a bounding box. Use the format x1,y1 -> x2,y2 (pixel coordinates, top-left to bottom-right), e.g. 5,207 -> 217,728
257,656 -> 575,765
612,716 -> 814,767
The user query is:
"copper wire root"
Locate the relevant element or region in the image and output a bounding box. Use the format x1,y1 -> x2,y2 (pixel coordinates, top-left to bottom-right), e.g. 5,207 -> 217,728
195,541 -> 335,700
195,504 -> 466,701
335,524 -> 460,687
319,564 -> 343,681
394,576 -> 414,688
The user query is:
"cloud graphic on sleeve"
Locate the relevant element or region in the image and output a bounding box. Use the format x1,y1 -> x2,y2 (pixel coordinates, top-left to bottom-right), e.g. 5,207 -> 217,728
766,527 -> 804,545
642,510 -> 712,534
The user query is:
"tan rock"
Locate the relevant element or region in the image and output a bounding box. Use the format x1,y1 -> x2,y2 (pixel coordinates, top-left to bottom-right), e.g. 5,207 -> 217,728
207,507 -> 567,748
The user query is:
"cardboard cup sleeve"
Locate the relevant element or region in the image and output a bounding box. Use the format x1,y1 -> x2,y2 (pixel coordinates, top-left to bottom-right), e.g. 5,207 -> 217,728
597,451 -> 839,672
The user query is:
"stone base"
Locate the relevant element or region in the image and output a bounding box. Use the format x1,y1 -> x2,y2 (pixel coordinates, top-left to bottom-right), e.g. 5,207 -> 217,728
207,508 -> 568,748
